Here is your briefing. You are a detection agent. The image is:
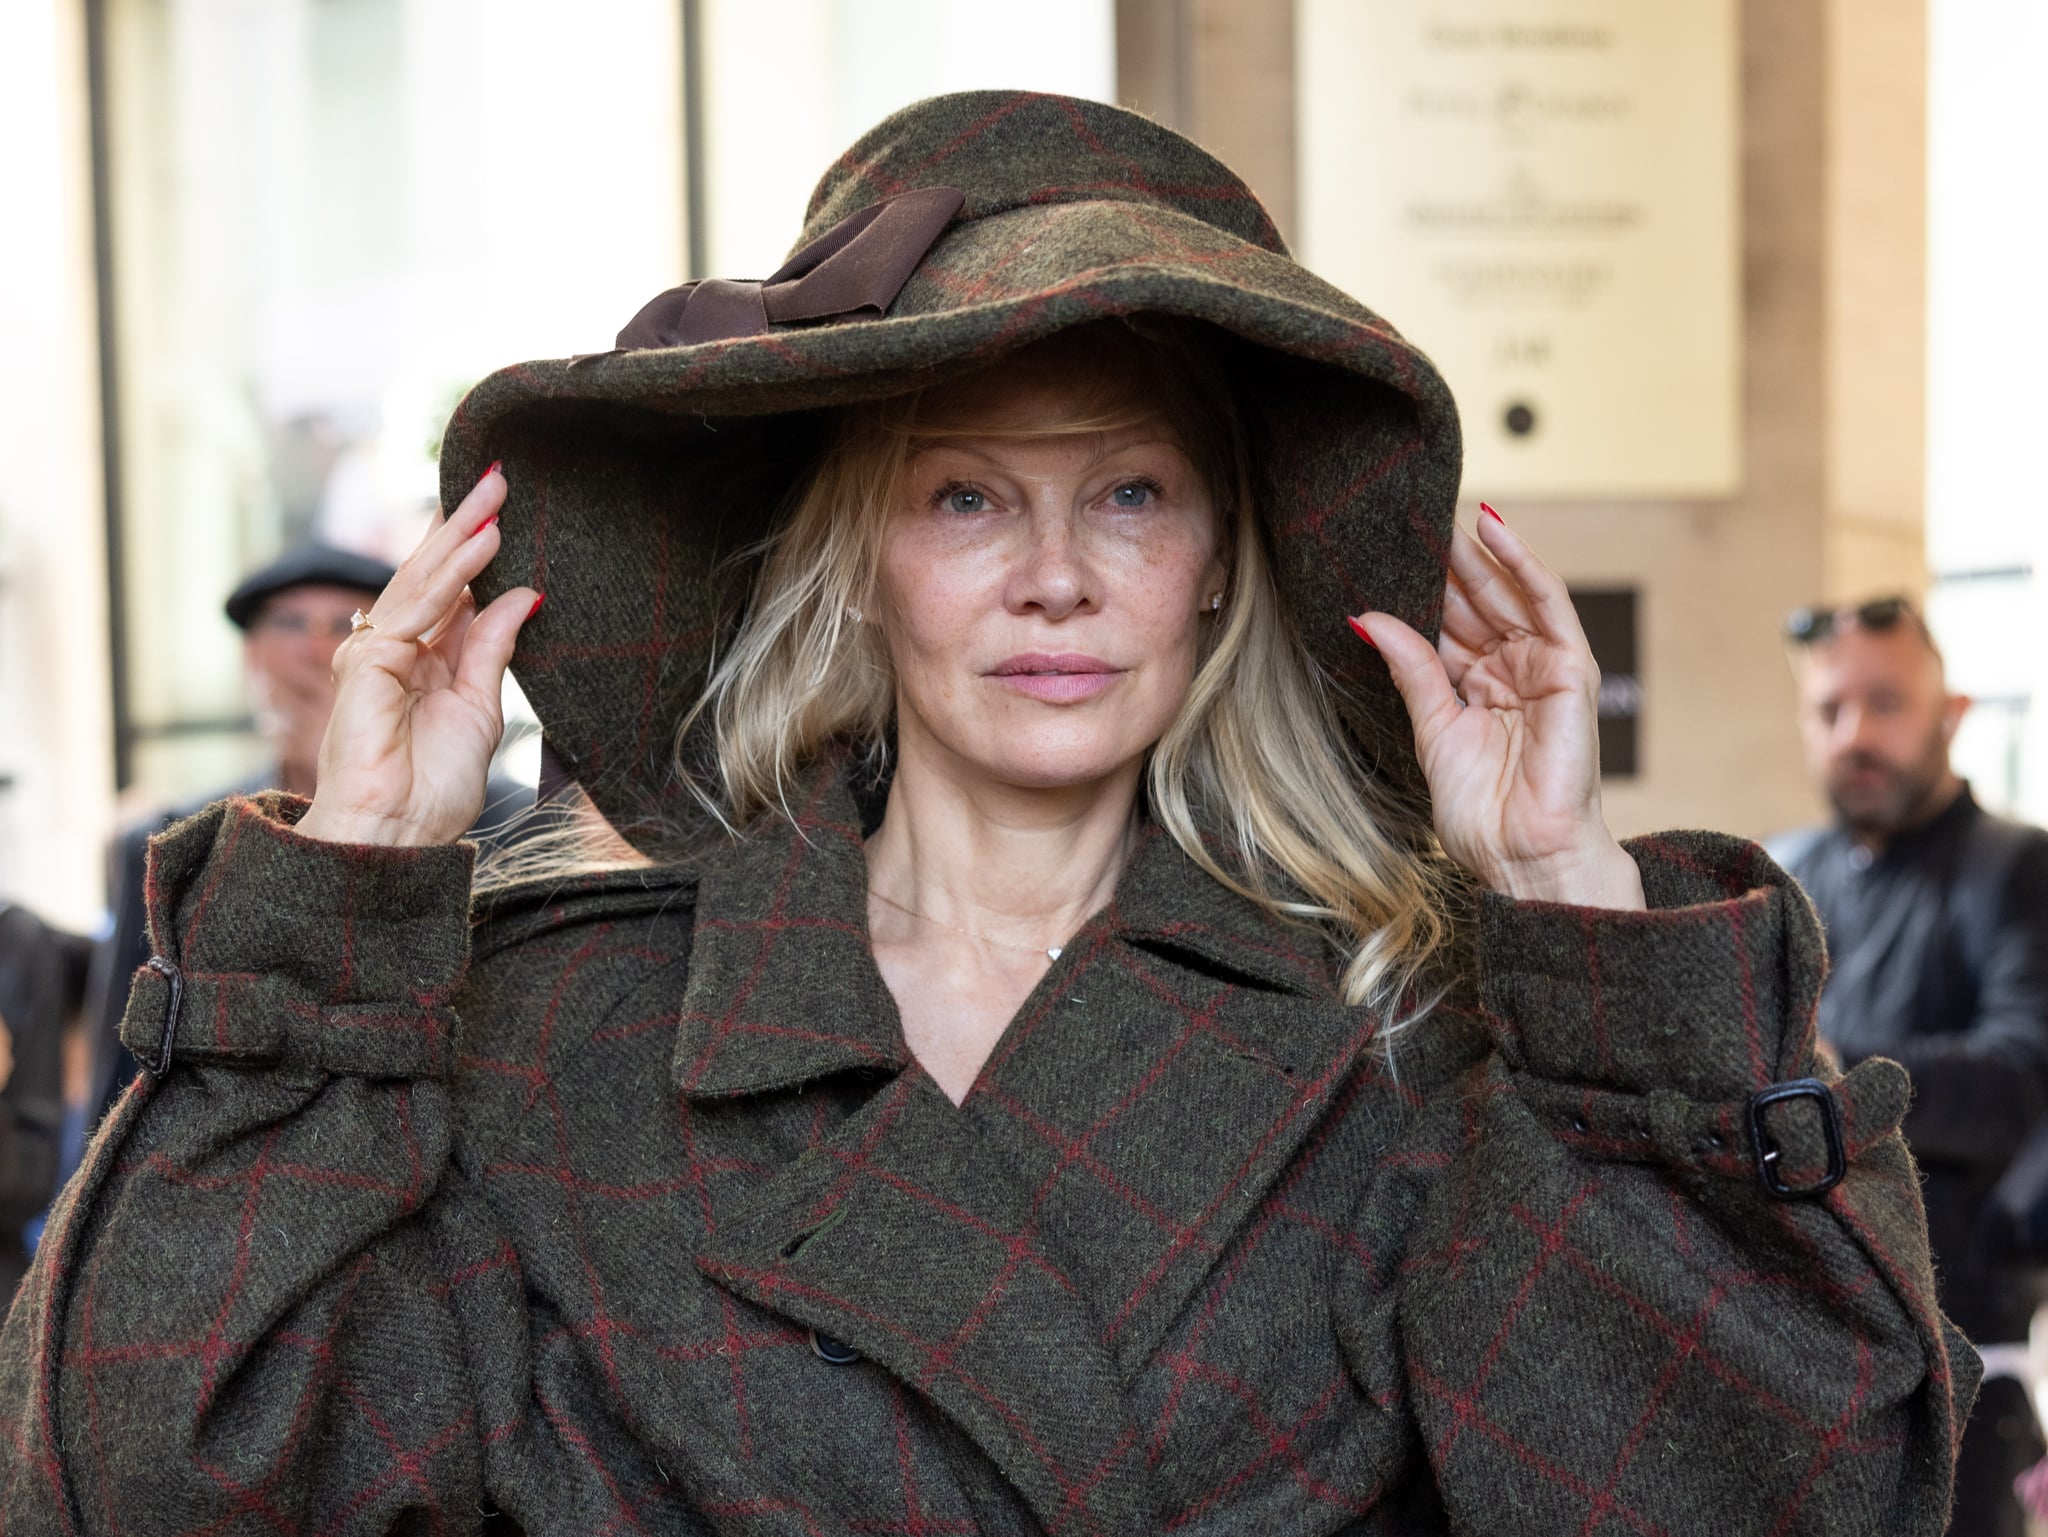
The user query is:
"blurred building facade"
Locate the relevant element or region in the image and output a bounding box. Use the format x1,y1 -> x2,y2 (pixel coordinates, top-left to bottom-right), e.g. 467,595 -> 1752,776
0,0 -> 2038,932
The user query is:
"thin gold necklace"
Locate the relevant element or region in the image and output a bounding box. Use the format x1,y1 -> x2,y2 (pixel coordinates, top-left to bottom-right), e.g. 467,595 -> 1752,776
867,886 -> 1066,962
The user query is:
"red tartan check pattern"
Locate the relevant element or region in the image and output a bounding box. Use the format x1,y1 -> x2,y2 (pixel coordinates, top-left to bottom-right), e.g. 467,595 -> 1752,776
0,776 -> 1969,1534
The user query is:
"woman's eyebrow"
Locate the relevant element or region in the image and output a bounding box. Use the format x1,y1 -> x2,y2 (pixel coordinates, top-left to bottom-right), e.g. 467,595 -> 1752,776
910,432 -> 1184,469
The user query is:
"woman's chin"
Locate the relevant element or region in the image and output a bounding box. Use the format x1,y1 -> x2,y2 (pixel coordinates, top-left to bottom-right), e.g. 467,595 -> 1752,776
949,737 -> 1151,796
897,697 -> 1172,797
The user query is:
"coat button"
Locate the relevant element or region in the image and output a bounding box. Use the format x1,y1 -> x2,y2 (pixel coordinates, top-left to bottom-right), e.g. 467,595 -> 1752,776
809,1330 -> 859,1365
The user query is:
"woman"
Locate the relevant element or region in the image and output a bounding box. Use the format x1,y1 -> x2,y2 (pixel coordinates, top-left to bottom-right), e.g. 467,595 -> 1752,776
0,92 -> 1965,1535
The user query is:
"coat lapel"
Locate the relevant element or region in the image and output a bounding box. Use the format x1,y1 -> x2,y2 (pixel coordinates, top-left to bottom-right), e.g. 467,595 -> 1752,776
677,774 -> 1386,1532
962,826 -> 1387,1376
677,772 -> 1151,1533
669,770 -> 907,1096
693,1069 -> 1152,1536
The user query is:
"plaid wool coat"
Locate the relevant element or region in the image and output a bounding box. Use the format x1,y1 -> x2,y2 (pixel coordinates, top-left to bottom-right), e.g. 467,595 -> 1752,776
0,765 -> 1970,1535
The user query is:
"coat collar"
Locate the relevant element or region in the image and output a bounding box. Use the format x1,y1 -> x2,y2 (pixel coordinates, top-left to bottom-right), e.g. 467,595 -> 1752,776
693,1068 -> 1156,1533
670,765 -> 1337,1101
669,765 -> 908,1098
678,761 -> 1392,1531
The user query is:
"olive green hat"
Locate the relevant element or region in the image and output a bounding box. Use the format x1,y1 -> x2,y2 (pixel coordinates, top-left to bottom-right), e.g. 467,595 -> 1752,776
441,89 -> 1462,844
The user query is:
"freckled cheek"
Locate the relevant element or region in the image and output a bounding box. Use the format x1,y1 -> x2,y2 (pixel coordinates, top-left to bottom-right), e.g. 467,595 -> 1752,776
1097,530 -> 1220,655
875,546 -> 1002,695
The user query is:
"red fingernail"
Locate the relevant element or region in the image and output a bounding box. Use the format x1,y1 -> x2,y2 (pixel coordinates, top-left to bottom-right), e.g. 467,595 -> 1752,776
1481,502 -> 1504,524
1347,615 -> 1378,650
528,593 -> 546,619
482,459 -> 502,483
483,512 -> 500,529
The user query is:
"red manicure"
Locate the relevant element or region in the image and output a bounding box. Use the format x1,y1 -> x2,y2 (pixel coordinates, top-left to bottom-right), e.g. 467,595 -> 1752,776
1481,502 -> 1504,524
482,459 -> 503,483
1347,615 -> 1378,650
528,593 -> 546,620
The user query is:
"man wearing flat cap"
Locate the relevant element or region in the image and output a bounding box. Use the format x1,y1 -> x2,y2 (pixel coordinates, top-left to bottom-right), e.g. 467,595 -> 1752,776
80,544 -> 531,1124
220,543 -> 402,803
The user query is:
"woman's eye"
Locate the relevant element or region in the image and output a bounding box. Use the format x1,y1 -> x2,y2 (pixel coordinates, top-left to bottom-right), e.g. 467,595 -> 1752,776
1110,481 -> 1156,508
940,486 -> 987,514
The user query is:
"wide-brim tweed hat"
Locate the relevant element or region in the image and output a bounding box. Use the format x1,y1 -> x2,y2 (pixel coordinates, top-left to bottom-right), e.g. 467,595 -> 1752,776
443,90 -> 1462,845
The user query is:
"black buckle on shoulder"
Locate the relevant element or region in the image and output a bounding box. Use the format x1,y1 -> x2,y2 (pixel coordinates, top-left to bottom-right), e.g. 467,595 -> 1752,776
137,956 -> 183,1076
1747,1077 -> 1846,1199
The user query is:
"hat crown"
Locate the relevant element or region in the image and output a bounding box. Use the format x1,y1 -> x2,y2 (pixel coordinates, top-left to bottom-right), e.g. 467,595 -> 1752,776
797,91 -> 1287,261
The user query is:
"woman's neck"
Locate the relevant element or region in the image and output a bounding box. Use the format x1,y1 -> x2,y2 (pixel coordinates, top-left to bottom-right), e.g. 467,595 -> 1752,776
864,750 -> 1141,954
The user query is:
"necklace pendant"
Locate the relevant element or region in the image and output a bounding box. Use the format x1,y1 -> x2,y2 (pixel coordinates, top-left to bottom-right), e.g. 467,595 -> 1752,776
1047,946 -> 1063,961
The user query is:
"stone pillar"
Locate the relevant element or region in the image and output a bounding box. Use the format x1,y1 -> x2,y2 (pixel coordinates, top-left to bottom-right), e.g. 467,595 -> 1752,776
1117,0 -> 1296,242
1823,0 -> 1928,604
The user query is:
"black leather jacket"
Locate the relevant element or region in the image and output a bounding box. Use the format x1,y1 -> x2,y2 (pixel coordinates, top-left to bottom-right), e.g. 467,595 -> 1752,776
1778,785 -> 2048,1340
0,903 -> 84,1296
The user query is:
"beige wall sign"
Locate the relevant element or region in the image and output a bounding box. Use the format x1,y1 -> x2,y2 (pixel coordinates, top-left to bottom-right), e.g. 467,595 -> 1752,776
1297,1 -> 1740,499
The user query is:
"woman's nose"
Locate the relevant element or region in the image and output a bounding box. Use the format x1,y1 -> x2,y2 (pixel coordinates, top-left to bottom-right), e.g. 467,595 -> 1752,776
1005,511 -> 1092,618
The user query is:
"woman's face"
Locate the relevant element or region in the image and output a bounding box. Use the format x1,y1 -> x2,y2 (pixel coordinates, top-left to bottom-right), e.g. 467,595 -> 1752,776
874,355 -> 1228,795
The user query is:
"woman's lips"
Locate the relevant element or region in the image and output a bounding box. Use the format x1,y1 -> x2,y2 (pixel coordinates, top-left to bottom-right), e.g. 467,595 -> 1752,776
988,653 -> 1125,703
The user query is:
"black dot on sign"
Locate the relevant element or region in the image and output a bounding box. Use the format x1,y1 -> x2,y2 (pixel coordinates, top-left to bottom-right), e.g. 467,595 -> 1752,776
1504,401 -> 1537,437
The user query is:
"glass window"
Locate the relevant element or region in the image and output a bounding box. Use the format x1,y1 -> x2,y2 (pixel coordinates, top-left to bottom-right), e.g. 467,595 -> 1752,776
101,0 -> 685,803
98,0 -> 1114,808
694,0 -> 1114,276
1926,0 -> 2045,819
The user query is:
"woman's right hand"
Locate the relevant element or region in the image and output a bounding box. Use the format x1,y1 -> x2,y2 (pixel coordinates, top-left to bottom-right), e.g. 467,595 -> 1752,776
295,465 -> 540,846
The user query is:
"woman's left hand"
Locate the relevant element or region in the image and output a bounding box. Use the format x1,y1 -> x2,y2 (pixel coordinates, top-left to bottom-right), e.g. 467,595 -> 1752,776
1356,508 -> 1645,910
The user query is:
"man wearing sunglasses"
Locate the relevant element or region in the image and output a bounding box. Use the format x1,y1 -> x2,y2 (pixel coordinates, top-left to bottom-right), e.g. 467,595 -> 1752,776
1775,595 -> 2048,1537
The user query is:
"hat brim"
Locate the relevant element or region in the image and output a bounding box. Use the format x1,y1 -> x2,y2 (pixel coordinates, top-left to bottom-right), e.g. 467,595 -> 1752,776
443,202 -> 1462,844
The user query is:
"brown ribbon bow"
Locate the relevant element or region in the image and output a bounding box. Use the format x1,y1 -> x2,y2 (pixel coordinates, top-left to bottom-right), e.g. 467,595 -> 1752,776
615,185 -> 966,349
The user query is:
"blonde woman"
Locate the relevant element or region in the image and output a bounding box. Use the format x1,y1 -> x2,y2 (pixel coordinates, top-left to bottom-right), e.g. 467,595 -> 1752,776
1,93 -> 1964,1536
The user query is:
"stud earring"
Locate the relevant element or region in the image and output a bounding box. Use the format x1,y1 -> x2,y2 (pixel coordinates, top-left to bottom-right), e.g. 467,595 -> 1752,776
1207,593 -> 1223,613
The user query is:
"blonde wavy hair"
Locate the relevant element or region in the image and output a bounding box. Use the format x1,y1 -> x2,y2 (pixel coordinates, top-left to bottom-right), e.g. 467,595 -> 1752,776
671,319 -> 1460,1019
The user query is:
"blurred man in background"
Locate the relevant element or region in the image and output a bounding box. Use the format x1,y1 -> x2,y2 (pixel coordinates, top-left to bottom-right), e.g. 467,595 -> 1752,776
227,543 -> 401,800
82,544 -> 531,1123
0,901 -> 85,1298
1774,595 -> 2048,1537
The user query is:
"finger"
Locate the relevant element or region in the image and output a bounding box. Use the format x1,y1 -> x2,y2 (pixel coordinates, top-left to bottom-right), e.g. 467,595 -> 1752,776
347,515 -> 504,661
365,466 -> 506,640
448,459 -> 504,528
1438,568 -> 1511,659
1472,506 -> 1593,657
1434,624 -> 1484,693
407,588 -> 478,698
414,491 -> 451,546
389,463 -> 497,587
1445,520 -> 1538,640
451,587 -> 541,713
1425,575 -> 1488,679
331,518 -> 499,700
420,585 -> 478,652
1353,610 -> 1465,755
